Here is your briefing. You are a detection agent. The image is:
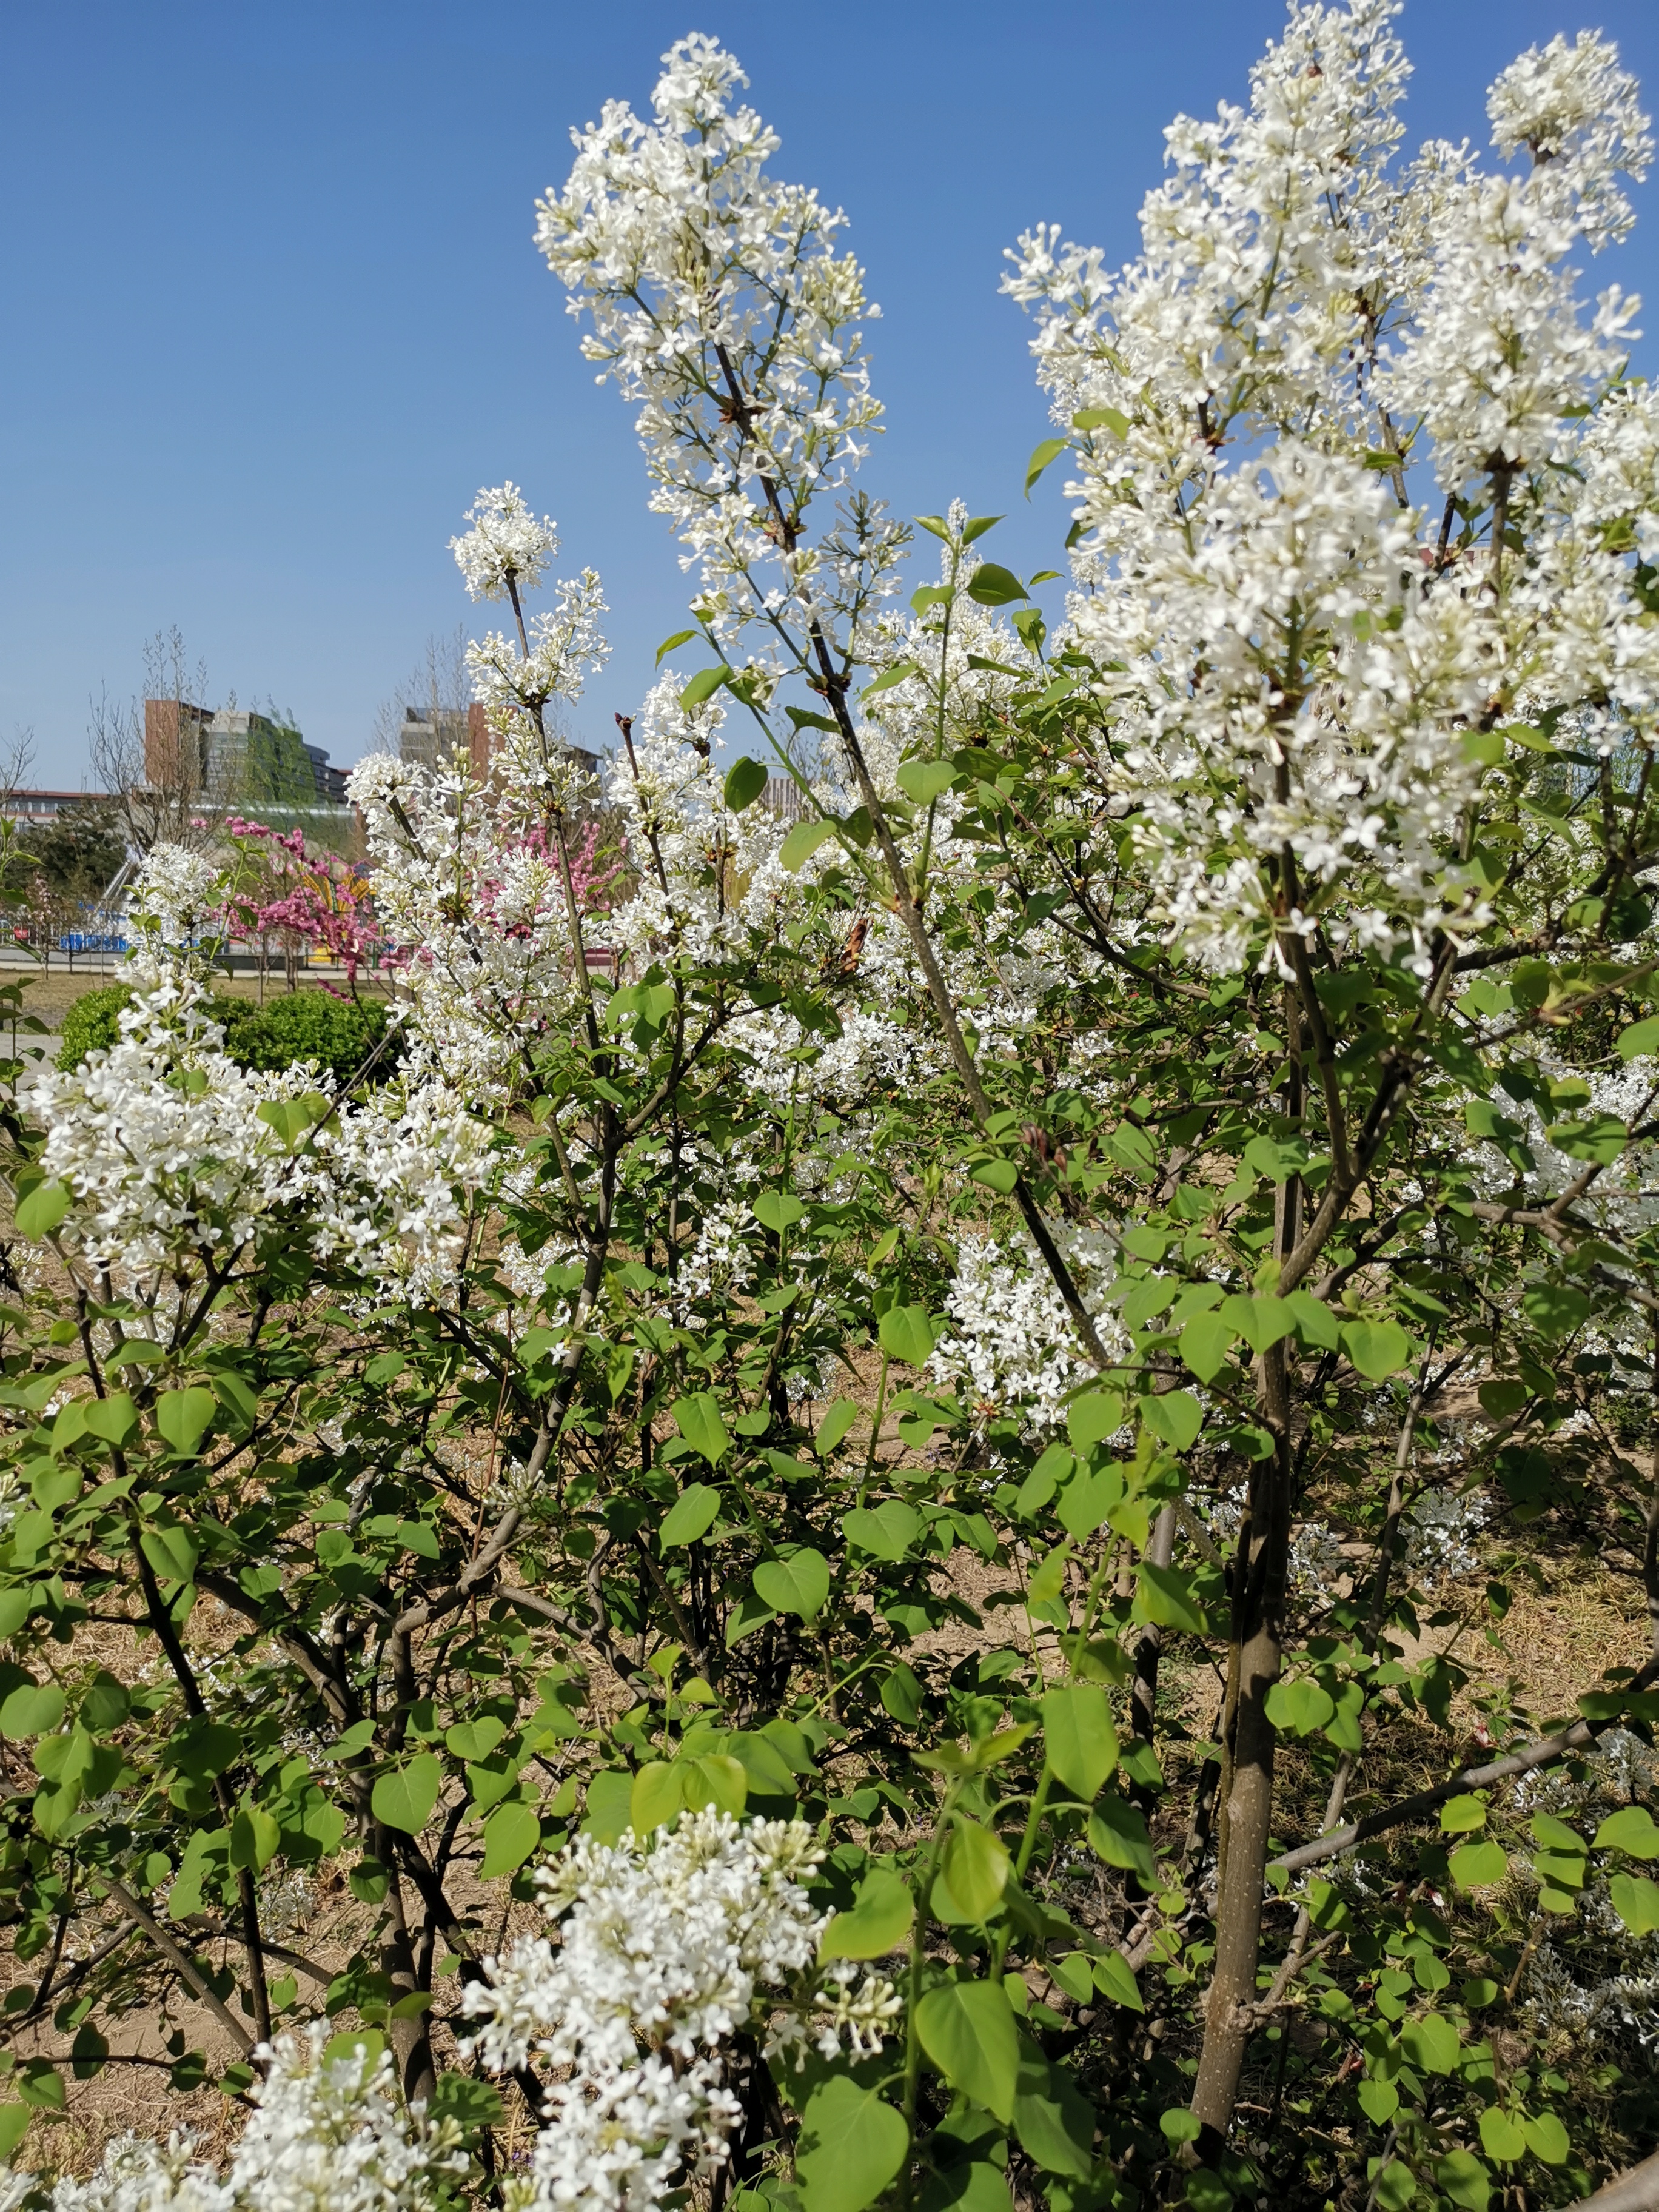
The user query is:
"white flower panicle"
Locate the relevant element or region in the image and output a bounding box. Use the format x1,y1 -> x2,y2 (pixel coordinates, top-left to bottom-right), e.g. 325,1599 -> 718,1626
42,2033 -> 463,2212
535,35 -> 897,661
345,748 -> 595,1098
221,2032 -> 464,2212
467,571 -> 611,720
130,847 -> 229,950
1003,2 -> 1659,976
45,2134 -> 227,2212
933,1228 -> 1128,1433
1487,32 -> 1652,254
451,483 -> 560,602
24,845 -> 488,1309
462,1811 -> 897,2212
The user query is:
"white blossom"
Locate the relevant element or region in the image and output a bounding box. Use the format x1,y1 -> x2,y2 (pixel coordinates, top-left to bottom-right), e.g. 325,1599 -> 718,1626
467,571 -> 611,717
1487,31 -> 1652,253
463,1811 -> 896,2212
1002,2 -> 1657,975
535,35 -> 900,663
42,2034 -> 462,2212
451,483 -> 560,603
932,1227 -> 1128,1433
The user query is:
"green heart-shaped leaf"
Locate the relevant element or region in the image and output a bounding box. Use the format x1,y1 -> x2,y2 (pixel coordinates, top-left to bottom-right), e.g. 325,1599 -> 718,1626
878,1305 -> 936,1366
156,1387 -> 216,1456
914,1978 -> 1019,2122
370,1752 -> 442,1835
13,1181 -> 69,1239
1139,1390 -> 1201,1452
480,1801 -> 541,1880
1479,2109 -> 1526,2164
1597,1804 -> 1659,1858
780,817 -> 839,872
1042,1683 -> 1119,1801
752,1188 -> 805,1233
1398,2011 -> 1458,2076
1449,1839 -> 1507,1890
819,1867 -> 914,1962
723,756 -> 768,811
660,1483 -> 722,1549
1066,1392 -> 1125,1451
1342,1319 -> 1413,1379
1179,1310 -> 1235,1383
942,1818 -> 1011,1919
681,1753 -> 748,1815
842,1500 -> 921,1561
796,2074 -> 909,2212
1611,1871 -> 1659,1934
896,759 -> 958,805
82,1393 -> 137,1446
754,1547 -> 830,1621
1087,1795 -> 1156,1888
230,1802 -> 280,1873
1133,1561 -> 1206,1635
1092,1948 -> 1144,2011
444,1716 -> 506,1763
1439,1793 -> 1487,1832
0,1683 -> 64,1739
1264,1678 -> 1335,1737
671,1393 -> 729,1465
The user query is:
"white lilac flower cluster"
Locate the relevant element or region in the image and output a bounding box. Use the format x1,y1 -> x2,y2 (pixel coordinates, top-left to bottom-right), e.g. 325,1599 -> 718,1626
1003,3 -> 1656,977
466,571 -> 611,723
127,847 -> 226,950
1197,1484 -> 1349,1603
461,1811 -> 899,2212
930,1228 -> 1128,1435
535,35 -> 902,663
450,482 -> 560,604
36,2031 -> 463,2212
22,862 -> 489,1310
1401,1485 -> 1487,1587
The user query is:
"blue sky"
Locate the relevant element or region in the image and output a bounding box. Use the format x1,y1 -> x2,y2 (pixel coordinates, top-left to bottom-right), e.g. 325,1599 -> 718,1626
3,0 -> 1658,785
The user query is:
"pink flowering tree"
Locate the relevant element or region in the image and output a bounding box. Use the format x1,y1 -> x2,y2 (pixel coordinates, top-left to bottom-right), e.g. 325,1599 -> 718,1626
218,817 -> 378,992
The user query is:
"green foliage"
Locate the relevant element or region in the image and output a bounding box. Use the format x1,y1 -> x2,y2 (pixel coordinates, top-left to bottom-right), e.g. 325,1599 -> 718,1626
13,804 -> 127,903
56,984 -> 133,1071
217,990 -> 396,1083
12,124 -> 1659,2212
59,982 -> 397,1084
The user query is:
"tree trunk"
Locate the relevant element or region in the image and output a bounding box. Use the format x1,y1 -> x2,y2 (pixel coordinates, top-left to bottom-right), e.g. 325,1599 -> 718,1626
374,1831 -> 435,2103
1191,1336 -> 1294,2137
1192,998 -> 1303,2142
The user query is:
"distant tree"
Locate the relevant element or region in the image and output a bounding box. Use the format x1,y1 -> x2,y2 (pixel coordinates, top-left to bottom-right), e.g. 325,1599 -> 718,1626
369,623 -> 472,756
85,626 -> 212,852
13,802 -> 127,905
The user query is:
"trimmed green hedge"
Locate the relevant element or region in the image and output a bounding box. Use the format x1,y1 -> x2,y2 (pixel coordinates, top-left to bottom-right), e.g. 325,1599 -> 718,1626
59,985 -> 398,1084
58,985 -> 134,1073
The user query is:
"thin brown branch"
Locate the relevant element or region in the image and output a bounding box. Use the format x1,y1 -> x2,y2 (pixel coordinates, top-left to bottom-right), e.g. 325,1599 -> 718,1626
94,1877 -> 254,2056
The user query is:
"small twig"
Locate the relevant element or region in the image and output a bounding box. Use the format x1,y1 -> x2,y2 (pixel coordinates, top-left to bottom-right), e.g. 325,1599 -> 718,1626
1273,1655 -> 1659,1877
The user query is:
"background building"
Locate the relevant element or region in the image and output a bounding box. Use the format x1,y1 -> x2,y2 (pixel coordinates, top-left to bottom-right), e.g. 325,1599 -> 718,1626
398,704 -> 482,773
0,789 -> 112,825
144,700 -> 349,808
398,703 -> 600,782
